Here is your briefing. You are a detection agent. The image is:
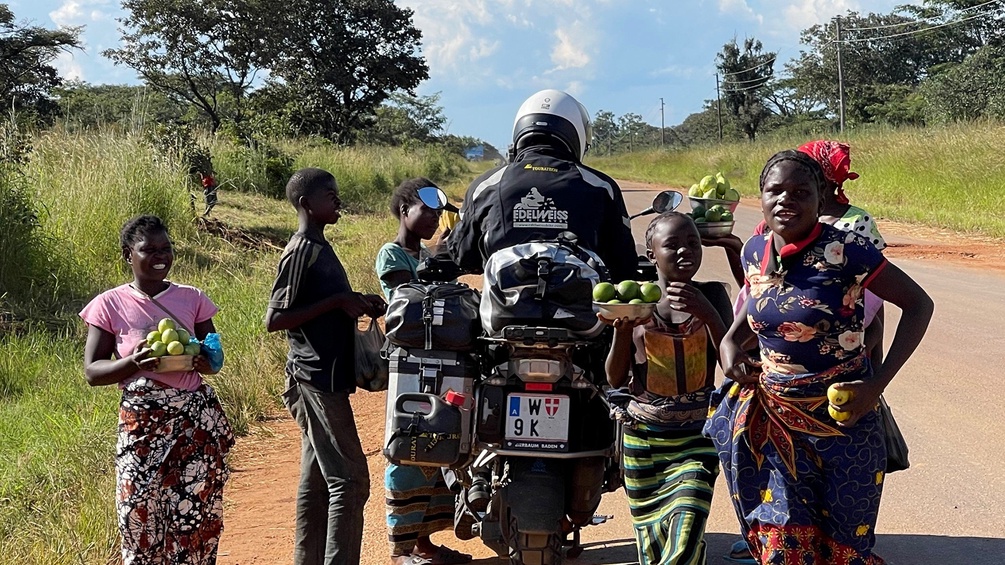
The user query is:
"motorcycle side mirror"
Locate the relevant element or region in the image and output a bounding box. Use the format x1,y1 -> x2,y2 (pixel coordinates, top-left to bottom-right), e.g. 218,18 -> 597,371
629,190 -> 683,220
652,190 -> 683,214
417,186 -> 459,213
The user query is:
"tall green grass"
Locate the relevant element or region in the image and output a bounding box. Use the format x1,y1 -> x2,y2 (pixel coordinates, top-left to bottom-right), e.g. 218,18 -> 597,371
0,128 -> 469,564
588,122 -> 1005,238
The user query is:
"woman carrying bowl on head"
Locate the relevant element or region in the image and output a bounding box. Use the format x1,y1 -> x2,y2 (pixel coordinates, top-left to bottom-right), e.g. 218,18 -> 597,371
703,150 -> 933,565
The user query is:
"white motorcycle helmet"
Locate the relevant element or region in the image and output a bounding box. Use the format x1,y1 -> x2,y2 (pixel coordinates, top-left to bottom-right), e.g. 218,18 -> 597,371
511,89 -> 593,162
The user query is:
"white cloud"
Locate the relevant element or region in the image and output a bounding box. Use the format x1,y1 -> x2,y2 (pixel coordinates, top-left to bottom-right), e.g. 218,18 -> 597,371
780,0 -> 859,30
50,0 -> 109,27
550,26 -> 590,71
718,0 -> 763,24
53,51 -> 84,81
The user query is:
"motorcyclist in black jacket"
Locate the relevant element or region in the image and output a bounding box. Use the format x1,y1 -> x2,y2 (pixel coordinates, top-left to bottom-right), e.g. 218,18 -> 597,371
447,89 -> 637,281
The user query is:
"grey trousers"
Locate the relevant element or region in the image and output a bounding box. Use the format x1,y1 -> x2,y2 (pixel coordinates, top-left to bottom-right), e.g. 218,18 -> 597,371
282,377 -> 371,565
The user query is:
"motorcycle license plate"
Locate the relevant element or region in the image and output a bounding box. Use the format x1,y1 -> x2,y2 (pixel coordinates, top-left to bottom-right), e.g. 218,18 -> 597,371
504,393 -> 569,451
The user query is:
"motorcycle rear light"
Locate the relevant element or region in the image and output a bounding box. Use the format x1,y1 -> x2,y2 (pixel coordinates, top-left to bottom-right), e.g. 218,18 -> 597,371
524,382 -> 554,392
444,390 -> 467,407
514,358 -> 564,382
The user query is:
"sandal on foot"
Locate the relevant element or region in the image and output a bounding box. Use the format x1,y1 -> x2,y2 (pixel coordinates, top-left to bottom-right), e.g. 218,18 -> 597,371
426,546 -> 472,565
724,539 -> 757,564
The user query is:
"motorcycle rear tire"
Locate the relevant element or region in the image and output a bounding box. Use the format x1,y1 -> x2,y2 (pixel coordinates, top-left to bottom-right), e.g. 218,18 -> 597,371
509,531 -> 563,565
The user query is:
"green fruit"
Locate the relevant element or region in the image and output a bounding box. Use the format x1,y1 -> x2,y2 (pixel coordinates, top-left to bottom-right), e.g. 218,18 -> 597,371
702,188 -> 718,199
166,340 -> 185,356
639,282 -> 662,303
722,187 -> 741,202
693,216 -> 708,224
150,341 -> 168,357
607,299 -> 622,304
157,318 -> 176,333
699,175 -> 718,194
593,282 -> 617,302
691,204 -> 707,219
184,342 -> 202,356
629,298 -> 644,304
616,280 -> 640,302
176,329 -> 191,345
705,207 -> 724,222
687,184 -> 703,198
715,172 -> 730,196
146,330 -> 161,344
720,211 -> 734,222
160,328 -> 179,345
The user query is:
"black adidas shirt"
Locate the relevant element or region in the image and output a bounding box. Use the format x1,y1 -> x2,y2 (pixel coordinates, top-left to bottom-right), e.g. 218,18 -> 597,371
447,146 -> 637,281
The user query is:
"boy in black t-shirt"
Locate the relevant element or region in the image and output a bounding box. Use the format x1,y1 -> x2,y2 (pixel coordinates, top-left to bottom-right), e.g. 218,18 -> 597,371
266,168 -> 386,565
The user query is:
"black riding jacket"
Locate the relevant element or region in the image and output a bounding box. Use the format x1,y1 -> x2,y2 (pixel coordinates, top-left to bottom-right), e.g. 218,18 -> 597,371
447,145 -> 637,281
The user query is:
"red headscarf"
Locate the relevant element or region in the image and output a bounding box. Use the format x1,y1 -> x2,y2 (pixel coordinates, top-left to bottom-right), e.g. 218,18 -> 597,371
797,140 -> 859,205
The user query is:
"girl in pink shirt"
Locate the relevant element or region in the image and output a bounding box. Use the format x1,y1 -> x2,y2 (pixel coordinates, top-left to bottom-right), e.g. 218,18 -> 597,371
80,214 -> 233,565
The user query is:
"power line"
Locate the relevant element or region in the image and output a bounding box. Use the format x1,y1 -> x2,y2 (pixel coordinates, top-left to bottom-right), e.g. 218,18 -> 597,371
721,54 -> 777,76
837,10 -> 995,43
844,0 -> 1002,32
722,74 -> 774,86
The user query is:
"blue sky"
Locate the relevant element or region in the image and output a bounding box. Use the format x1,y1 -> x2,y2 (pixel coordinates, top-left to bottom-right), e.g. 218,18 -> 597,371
16,0 -> 901,150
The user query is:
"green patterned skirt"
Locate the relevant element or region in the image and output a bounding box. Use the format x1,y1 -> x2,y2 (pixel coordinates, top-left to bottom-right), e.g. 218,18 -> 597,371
622,423 -> 719,565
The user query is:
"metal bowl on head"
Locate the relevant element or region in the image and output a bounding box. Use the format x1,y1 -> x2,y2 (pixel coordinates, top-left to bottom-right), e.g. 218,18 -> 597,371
595,301 -> 656,322
688,196 -> 740,213
695,220 -> 735,238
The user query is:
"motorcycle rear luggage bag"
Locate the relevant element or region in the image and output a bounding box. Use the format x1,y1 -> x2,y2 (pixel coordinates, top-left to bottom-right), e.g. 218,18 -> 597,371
383,347 -> 477,467
480,239 -> 608,338
384,282 -> 481,351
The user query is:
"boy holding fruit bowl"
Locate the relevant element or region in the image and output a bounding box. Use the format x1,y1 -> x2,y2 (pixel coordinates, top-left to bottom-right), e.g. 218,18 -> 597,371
80,214 -> 233,564
599,210 -> 733,565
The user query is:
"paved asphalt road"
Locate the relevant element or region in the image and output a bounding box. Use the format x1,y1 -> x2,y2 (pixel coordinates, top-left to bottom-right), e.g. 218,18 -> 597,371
548,183 -> 1005,565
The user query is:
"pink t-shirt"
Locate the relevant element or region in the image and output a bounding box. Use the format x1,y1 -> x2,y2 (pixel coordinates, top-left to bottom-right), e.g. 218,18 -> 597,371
79,282 -> 218,390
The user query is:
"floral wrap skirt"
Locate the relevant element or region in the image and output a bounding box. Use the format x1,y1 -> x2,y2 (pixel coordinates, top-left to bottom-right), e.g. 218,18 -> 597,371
116,378 -> 234,564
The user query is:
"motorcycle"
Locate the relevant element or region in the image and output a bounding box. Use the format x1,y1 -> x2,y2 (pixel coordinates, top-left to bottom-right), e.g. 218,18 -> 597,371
391,190 -> 682,565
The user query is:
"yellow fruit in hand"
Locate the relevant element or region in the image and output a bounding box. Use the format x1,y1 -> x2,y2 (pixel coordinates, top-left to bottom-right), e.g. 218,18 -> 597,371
157,318 -> 176,333
160,328 -> 179,345
150,341 -> 168,357
166,341 -> 185,356
827,384 -> 852,406
184,342 -> 201,356
176,329 -> 191,345
828,405 -> 851,422
146,330 -> 161,344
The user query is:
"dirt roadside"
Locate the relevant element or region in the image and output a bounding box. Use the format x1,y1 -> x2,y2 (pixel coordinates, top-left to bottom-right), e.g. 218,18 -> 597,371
216,188 -> 1005,565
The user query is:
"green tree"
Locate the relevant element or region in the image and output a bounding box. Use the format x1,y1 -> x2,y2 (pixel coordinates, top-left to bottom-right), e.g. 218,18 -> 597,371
592,109 -> 618,155
786,9 -> 957,125
922,44 -> 1005,123
716,37 -> 775,141
0,4 -> 81,120
104,0 -> 282,132
55,81 -> 186,129
618,112 -> 645,152
270,0 -> 428,144
359,92 -> 446,145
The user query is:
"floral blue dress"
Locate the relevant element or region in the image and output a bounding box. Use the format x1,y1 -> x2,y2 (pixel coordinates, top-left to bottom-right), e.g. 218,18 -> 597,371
704,223 -> 890,565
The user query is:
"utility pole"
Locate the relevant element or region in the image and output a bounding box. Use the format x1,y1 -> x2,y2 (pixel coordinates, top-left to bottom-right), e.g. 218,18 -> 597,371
715,73 -> 723,142
836,15 -> 846,133
660,97 -> 665,150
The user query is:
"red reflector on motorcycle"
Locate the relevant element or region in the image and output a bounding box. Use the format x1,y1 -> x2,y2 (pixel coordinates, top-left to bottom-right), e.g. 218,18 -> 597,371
524,382 -> 553,392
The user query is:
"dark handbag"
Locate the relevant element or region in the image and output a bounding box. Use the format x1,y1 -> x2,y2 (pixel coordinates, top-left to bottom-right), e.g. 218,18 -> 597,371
384,282 -> 481,351
879,396 -> 910,473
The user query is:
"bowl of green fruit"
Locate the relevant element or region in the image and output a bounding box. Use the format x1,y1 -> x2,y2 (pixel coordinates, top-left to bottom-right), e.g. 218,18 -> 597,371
593,280 -> 662,321
144,317 -> 202,373
687,171 -> 740,213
